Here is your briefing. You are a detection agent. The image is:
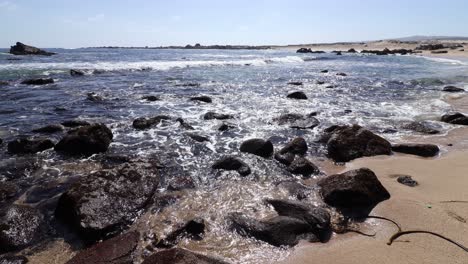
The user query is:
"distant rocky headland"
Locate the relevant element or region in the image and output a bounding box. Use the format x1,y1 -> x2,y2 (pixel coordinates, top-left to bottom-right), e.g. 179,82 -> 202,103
93,43 -> 273,50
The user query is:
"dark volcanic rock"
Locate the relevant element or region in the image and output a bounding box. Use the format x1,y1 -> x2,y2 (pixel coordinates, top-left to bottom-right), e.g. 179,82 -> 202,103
441,112 -> 468,125
218,123 -> 235,132
142,248 -> 228,264
287,157 -> 319,177
87,92 -> 104,102
9,42 -> 55,56
397,175 -> 418,187
0,205 -> 46,253
276,113 -> 319,129
176,118 -> 194,130
55,160 -> 160,241
274,152 -> 295,166
279,137 -> 308,155
212,156 -> 251,176
320,70 -> 329,73
190,96 -> 212,103
391,143 -> 439,157
326,125 -> 392,162
142,95 -> 160,102
155,218 -> 205,248
240,138 -> 274,158
296,48 -> 325,54
402,121 -> 440,134
133,116 -> 171,130
7,137 -> 54,154
186,133 -> 210,142
21,78 -> 54,85
0,182 -> 18,203
317,168 -> 390,209
203,112 -> 233,120
287,81 -> 303,86
443,86 -> 465,92
32,124 -> 65,133
66,231 -> 139,264
54,124 -> 113,156
275,181 -> 312,200
61,120 -> 91,128
70,69 -> 85,76
336,73 -> 347,76
348,48 -> 357,53
287,91 -> 308,100
0,255 -> 28,264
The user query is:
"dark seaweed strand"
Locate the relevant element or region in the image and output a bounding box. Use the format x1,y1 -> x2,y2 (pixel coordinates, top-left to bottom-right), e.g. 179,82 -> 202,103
367,215 -> 402,232
344,229 -> 376,237
387,230 -> 468,252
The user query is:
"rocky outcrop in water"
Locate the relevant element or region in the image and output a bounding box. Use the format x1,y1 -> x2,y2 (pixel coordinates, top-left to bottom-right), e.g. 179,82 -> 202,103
275,181 -> 312,200
275,113 -> 319,129
229,199 -> 330,247
54,124 -> 113,156
186,133 -> 210,143
441,112 -> 468,125
155,218 -> 205,248
402,121 -> 440,134
361,48 -> 413,55
9,42 -> 55,56
287,91 -> 307,100
7,137 -> 54,155
142,248 -> 229,264
190,96 -> 212,103
287,81 -> 303,86
296,48 -> 325,54
133,115 -> 171,130
21,78 -> 54,85
348,48 -> 357,53
70,69 -> 85,76
32,124 -> 65,134
325,125 -> 392,162
287,157 -> 319,177
61,120 -> 91,128
391,143 -> 439,157
55,160 -> 160,241
142,95 -> 160,102
415,44 -> 445,51
0,205 -> 47,253
240,138 -> 274,158
212,156 -> 251,176
443,86 -> 465,92
317,168 -> 390,210
203,112 -> 233,120
86,92 -> 104,102
66,231 -> 139,264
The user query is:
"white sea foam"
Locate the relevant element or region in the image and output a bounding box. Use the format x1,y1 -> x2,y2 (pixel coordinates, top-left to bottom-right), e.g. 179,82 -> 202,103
418,56 -> 468,66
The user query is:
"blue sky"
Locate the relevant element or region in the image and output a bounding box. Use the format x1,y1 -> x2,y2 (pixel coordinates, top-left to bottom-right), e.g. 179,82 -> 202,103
1,0 -> 468,48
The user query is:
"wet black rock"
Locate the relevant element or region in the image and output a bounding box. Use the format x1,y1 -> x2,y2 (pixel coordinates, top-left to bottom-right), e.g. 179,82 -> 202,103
20,78 -> 54,85
276,113 -> 319,129
166,176 -> 196,191
287,91 -> 308,100
391,143 -> 439,157
86,92 -> 104,102
348,48 -> 357,53
431,50 -> 448,54
186,133 -> 210,142
0,157 -> 41,180
133,115 -> 171,130
142,248 -> 229,264
54,124 -> 113,156
142,95 -> 160,102
55,160 -> 160,241
397,175 -> 418,187
175,83 -> 200,87
176,118 -> 194,130
0,255 -> 28,264
287,81 -> 303,86
320,70 -> 329,73
274,152 -> 295,166
287,157 -> 319,177
7,137 -> 54,155
415,44 -> 445,51
32,124 -> 65,133
325,125 -> 392,162
212,156 -> 251,176
316,81 -> 325,85
441,112 -> 468,125
317,168 -> 390,209
9,42 -> 55,56
190,96 -> 212,103
0,205 -> 46,253
0,182 -> 18,202
296,48 -> 325,54
402,121 -> 440,134
275,181 -> 312,200
155,218 -> 205,248
66,231 -> 139,264
0,81 -> 9,86
280,137 -> 307,155
218,123 -> 235,132
203,112 -> 233,120
240,138 -> 274,158
70,69 -> 85,76
334,51 -> 342,55
336,73 -> 347,76
61,120 -> 91,128
443,86 -> 465,92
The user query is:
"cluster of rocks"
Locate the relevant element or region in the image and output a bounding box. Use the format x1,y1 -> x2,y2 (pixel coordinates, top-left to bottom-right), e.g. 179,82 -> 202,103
415,43 -> 463,51
296,48 -> 325,54
361,48 -> 413,55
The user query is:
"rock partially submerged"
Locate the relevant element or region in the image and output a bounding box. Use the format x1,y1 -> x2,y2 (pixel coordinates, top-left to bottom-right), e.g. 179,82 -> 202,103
287,157 -> 319,177
402,121 -> 440,134
66,231 -> 139,264
21,78 -> 54,85
441,112 -> 468,125
212,156 -> 251,176
203,112 -> 233,120
276,113 -> 319,129
32,124 -> 65,133
287,91 -> 307,100
325,125 -> 392,162
133,115 -> 171,130
155,218 -> 205,248
55,160 -> 160,241
54,124 -> 113,156
70,69 -> 85,76
7,137 -> 54,154
318,168 -> 390,210
296,48 -> 325,54
443,86 -> 465,92
392,143 -> 439,157
61,120 -> 91,128
142,248 -> 229,264
240,138 -> 274,158
9,42 -> 55,56
142,95 -> 160,102
190,96 -> 212,103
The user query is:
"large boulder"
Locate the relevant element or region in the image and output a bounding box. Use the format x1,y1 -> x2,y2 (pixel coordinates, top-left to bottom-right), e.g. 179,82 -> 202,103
279,137 -> 308,155
9,42 -> 55,56
391,143 -> 439,157
287,91 -> 307,100
317,168 -> 390,209
212,156 -> 251,176
7,137 -> 54,154
275,113 -> 319,129
20,78 -> 54,85
240,138 -> 274,158
443,86 -> 465,92
287,157 -> 319,177
54,124 -> 113,156
441,112 -> 468,125
325,125 -> 392,162
142,248 -> 229,264
55,160 -> 160,241
66,231 -> 139,264
0,205 -> 46,253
